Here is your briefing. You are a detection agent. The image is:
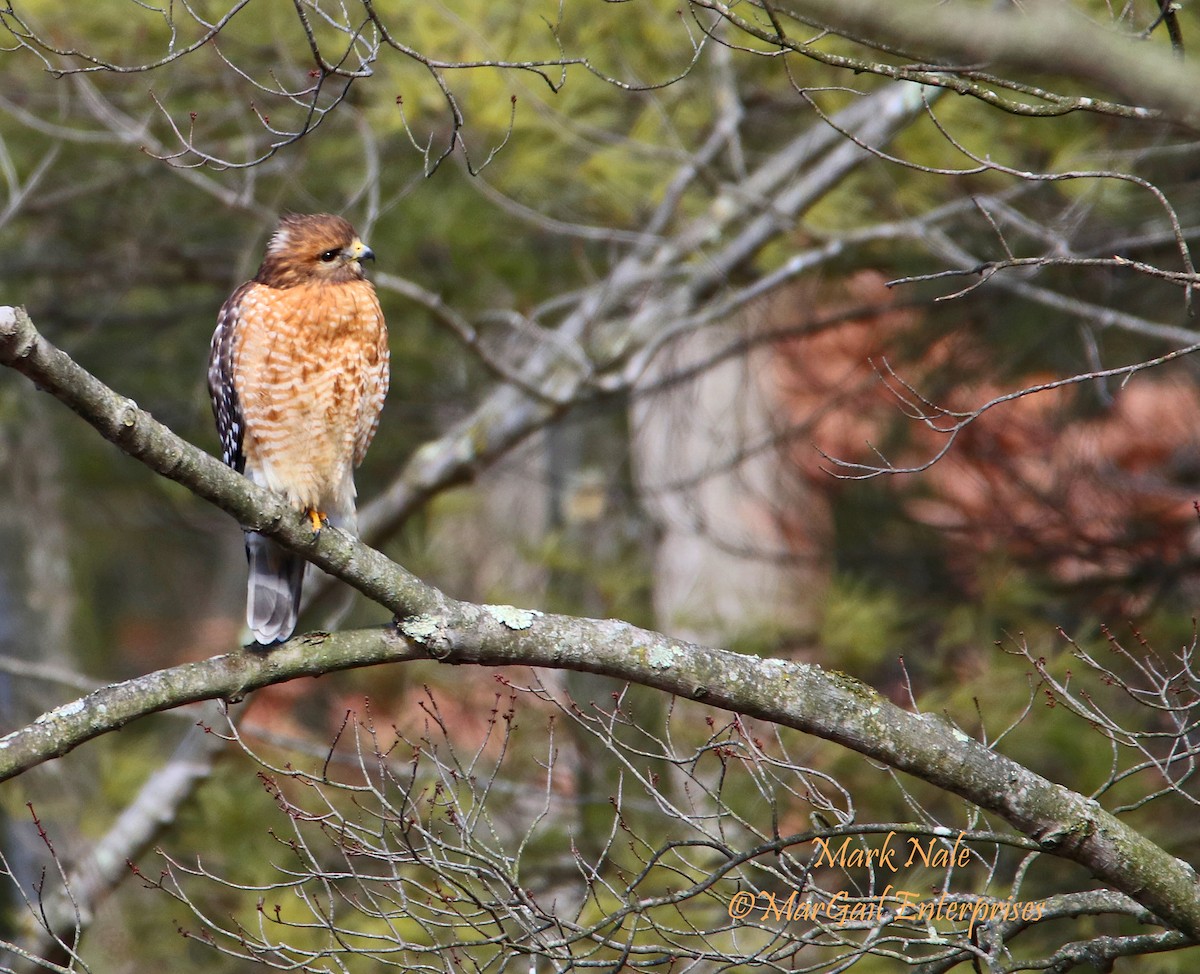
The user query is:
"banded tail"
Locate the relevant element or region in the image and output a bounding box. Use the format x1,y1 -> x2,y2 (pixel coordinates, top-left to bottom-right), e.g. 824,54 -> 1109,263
245,531 -> 305,645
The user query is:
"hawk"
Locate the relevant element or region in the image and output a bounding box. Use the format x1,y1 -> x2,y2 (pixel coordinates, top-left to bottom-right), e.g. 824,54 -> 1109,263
208,213 -> 389,645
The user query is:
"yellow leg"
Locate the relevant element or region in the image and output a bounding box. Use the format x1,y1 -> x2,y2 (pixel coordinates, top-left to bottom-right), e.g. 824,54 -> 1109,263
307,509 -> 325,533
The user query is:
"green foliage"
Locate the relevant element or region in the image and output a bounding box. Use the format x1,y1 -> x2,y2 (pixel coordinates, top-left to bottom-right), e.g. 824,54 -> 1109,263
818,576 -> 915,676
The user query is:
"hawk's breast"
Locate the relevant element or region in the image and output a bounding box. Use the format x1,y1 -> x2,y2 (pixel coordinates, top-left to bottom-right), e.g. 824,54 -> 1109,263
231,279 -> 389,512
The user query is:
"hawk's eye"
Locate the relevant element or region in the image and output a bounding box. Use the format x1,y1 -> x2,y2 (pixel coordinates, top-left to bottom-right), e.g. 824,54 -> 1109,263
319,248 -> 340,262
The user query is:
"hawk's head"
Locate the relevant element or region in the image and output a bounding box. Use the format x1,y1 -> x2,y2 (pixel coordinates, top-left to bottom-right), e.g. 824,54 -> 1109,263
255,213 -> 375,289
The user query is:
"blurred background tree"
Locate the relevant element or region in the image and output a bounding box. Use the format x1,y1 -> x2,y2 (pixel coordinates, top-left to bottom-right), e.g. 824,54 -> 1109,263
3,0 -> 1200,970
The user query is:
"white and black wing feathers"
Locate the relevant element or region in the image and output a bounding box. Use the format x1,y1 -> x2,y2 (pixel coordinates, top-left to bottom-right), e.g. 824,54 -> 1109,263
207,283 -> 250,474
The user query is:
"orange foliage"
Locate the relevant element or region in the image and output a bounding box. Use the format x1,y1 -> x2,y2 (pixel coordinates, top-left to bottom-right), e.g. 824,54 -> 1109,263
772,272 -> 1200,608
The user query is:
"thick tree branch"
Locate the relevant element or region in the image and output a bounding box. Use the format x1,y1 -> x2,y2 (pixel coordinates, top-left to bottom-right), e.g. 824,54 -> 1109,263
2,305 -> 1200,940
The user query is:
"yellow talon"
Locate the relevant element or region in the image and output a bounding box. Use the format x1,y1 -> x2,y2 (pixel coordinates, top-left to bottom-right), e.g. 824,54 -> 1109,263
307,509 -> 325,533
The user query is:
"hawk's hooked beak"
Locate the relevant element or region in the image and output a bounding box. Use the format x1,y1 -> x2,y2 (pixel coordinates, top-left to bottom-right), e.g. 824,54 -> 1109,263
346,239 -> 376,263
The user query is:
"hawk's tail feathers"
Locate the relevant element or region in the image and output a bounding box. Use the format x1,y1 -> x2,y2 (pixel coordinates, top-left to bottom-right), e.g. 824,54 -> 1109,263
245,531 -> 305,646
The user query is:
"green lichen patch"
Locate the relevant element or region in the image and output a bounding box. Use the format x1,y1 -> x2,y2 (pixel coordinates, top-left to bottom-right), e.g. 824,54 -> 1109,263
484,604 -> 541,630
399,614 -> 442,642
647,644 -> 682,670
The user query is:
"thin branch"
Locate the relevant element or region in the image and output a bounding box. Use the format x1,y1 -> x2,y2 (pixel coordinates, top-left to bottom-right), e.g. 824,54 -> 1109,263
696,0 -> 1200,126
10,707 -> 229,972
821,341 -> 1200,479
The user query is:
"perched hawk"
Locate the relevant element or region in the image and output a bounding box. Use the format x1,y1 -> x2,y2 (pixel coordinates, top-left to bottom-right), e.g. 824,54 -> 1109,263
208,213 -> 390,645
